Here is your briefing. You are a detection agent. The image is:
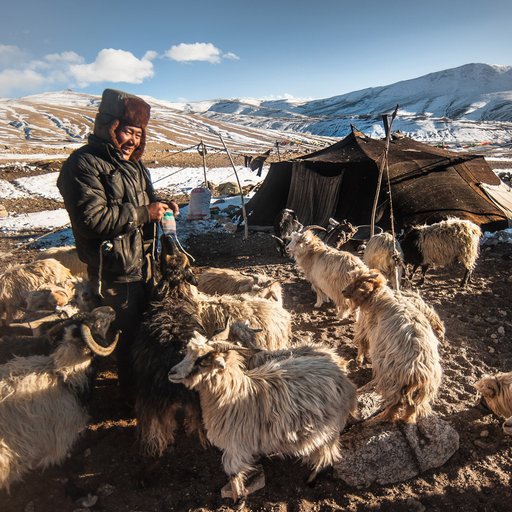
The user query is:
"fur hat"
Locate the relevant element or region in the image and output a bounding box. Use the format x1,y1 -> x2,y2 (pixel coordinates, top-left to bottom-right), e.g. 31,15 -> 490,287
93,89 -> 151,161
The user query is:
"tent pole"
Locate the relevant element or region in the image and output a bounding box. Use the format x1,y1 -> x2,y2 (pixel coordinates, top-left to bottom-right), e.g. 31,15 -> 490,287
370,105 -> 399,238
218,133 -> 249,240
200,139 -> 208,188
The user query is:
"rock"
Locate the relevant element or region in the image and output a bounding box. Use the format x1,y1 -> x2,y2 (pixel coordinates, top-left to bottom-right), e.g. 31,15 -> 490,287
0,203 -> 7,218
217,181 -> 240,196
335,415 -> 459,487
497,326 -> 505,335
97,483 -> 115,497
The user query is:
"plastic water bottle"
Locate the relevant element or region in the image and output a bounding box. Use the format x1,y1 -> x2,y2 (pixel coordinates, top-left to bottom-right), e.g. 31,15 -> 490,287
161,210 -> 176,236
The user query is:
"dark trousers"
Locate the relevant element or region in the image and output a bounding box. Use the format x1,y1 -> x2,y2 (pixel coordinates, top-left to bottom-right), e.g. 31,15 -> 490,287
101,280 -> 153,403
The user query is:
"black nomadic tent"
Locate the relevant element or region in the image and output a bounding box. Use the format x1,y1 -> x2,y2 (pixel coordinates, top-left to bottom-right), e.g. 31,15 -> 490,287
245,128 -> 510,232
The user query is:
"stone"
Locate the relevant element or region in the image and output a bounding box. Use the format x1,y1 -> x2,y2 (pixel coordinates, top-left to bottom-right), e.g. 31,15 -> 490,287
0,203 -> 7,218
335,415 -> 459,487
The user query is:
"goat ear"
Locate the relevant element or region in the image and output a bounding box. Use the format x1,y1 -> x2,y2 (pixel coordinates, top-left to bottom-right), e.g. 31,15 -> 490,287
185,268 -> 198,286
476,378 -> 498,398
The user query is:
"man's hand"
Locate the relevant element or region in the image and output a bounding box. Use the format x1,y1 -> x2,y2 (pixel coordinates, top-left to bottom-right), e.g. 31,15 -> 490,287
148,202 -> 169,222
168,199 -> 180,217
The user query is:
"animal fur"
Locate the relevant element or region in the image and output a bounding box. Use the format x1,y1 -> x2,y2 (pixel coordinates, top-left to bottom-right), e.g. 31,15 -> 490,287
400,218 -> 481,287
363,232 -> 404,289
0,259 -> 74,326
197,268 -> 283,305
342,271 -> 442,423
0,307 -> 117,491
287,230 -> 368,318
475,372 -> 512,435
35,246 -> 87,277
354,286 -> 445,365
169,334 -> 357,502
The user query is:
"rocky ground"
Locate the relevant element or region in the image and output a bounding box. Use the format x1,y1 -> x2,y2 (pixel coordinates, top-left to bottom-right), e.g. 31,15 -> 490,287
1,158 -> 512,512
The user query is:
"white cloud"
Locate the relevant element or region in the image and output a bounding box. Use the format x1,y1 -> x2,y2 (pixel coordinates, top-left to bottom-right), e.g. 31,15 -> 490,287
0,44 -> 27,67
69,48 -> 154,86
164,42 -> 238,64
0,68 -> 47,97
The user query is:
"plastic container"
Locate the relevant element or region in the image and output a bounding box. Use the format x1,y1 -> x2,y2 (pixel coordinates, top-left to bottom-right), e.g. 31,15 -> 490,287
161,211 -> 176,235
187,187 -> 212,220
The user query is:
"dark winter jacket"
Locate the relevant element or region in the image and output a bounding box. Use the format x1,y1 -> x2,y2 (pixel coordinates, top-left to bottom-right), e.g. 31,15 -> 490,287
57,134 -> 157,283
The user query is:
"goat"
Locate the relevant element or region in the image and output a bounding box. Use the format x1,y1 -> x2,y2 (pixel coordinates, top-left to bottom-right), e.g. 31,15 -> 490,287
197,291 -> 291,351
197,267 -> 283,305
0,258 -> 75,326
272,208 -> 303,256
0,307 -> 118,491
323,218 -> 358,250
400,218 -> 481,287
287,229 -> 368,318
132,235 -> 292,462
353,287 -> 445,365
342,271 -> 442,423
168,333 -> 357,502
475,372 -> 512,436
363,232 -> 404,289
35,245 -> 87,277
131,234 -> 206,460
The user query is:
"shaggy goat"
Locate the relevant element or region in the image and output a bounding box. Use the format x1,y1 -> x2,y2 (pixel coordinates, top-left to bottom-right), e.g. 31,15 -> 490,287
400,218 -> 481,287
475,372 -> 512,436
197,267 -> 283,305
197,291 -> 291,351
363,232 -> 404,289
342,271 -> 442,423
353,287 -> 445,365
0,258 -> 74,326
168,333 -> 357,502
35,245 -> 87,277
287,229 -> 368,318
132,236 -> 292,461
131,235 -> 206,459
0,306 -> 118,491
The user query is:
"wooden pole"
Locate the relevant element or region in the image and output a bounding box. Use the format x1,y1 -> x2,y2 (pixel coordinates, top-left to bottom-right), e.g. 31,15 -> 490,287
276,141 -> 281,161
218,133 -> 249,240
370,104 -> 399,238
200,139 -> 208,188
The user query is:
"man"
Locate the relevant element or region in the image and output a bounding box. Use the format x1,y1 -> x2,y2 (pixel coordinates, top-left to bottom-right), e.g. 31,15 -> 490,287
57,88 -> 177,403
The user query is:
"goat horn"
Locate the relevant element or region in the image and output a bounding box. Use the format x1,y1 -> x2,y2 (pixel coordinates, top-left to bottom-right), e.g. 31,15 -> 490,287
271,235 -> 285,244
300,225 -> 327,233
211,341 -> 257,356
80,325 -> 119,356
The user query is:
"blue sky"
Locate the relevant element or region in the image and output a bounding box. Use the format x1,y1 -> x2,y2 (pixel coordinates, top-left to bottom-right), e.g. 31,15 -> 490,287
1,0 -> 511,101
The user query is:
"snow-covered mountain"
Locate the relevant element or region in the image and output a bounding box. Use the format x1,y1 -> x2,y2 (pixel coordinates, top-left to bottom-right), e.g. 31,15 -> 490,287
200,63 -> 512,143
1,63 -> 511,153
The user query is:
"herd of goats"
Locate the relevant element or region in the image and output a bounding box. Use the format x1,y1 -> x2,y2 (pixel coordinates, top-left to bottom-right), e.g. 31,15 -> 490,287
0,209 -> 511,503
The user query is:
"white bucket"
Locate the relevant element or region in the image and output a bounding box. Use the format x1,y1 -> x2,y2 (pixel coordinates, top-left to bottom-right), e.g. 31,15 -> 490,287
187,187 -> 212,220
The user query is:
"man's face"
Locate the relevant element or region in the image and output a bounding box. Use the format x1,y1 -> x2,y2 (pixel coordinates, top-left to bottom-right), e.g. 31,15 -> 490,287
115,124 -> 142,160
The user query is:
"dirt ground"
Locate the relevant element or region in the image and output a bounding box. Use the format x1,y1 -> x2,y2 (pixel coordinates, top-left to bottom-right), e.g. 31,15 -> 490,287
1,183 -> 512,512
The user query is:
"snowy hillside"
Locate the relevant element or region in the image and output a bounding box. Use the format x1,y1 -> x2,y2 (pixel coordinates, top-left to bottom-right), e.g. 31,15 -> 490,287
203,63 -> 512,143
1,63 -> 511,152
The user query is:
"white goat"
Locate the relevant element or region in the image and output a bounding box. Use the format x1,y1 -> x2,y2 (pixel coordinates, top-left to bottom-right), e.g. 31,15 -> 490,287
0,307 -> 118,491
35,246 -> 87,277
287,230 -> 368,318
197,291 -> 291,350
363,232 -> 404,289
342,271 -> 442,423
197,267 -> 283,305
475,372 -> 512,436
400,218 -> 481,287
354,287 -> 445,365
0,259 -> 74,326
168,334 -> 357,502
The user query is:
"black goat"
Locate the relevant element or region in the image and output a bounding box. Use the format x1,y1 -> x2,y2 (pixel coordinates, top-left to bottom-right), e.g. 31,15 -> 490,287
131,235 -> 206,466
272,208 -> 303,256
